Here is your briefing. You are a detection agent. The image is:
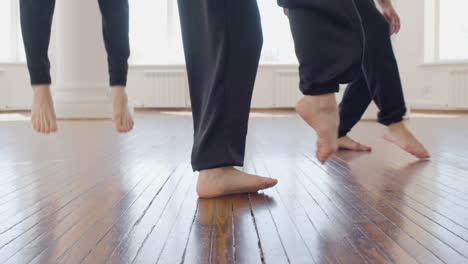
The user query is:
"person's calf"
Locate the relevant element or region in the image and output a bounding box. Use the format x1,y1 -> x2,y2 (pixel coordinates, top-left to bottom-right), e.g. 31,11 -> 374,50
296,94 -> 339,163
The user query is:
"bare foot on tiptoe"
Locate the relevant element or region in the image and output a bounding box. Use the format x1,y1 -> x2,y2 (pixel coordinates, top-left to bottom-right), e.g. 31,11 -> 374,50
338,136 -> 372,152
196,167 -> 278,198
296,95 -> 339,163
31,85 -> 58,134
111,86 -> 134,133
383,122 -> 430,159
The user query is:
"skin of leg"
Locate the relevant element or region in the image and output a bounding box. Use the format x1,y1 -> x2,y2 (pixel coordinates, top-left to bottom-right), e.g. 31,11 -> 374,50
286,7 -> 364,163
178,0 -> 277,197
353,0 -> 429,158
97,0 -> 133,132
296,94 -> 340,163
20,0 -> 57,134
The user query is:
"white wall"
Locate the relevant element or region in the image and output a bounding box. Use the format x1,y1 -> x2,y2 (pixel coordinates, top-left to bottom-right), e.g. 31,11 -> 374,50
1,0 -> 466,112
0,63 -> 32,110
393,0 -> 468,109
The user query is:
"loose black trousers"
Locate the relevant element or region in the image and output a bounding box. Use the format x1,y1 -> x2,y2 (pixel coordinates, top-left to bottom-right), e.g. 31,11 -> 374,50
281,0 -> 407,136
178,0 -> 263,171
19,0 -> 130,86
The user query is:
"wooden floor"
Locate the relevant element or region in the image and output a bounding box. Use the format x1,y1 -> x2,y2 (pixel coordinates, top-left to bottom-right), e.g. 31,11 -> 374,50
0,110 -> 467,264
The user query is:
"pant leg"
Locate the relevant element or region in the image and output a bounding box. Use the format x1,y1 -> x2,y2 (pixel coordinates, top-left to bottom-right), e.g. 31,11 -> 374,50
178,0 -> 263,171
97,0 -> 130,86
352,0 -> 407,126
19,0 -> 55,85
286,2 -> 363,95
338,76 -> 372,138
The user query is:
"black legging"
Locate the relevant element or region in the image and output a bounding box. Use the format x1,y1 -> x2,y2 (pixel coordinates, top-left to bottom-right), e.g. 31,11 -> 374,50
178,0 -> 263,171
19,0 -> 130,86
281,0 -> 407,136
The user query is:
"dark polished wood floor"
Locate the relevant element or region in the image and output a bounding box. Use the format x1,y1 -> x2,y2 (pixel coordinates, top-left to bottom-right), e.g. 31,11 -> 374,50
0,110 -> 467,264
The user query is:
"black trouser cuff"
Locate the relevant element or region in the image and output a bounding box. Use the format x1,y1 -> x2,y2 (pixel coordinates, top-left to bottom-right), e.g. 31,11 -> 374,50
109,71 -> 128,87
192,161 -> 244,172
378,106 -> 406,126
301,83 -> 340,96
29,69 -> 52,85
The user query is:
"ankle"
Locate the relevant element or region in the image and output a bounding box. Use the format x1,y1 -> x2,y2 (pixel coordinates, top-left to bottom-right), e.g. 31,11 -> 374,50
111,86 -> 127,95
111,87 -> 128,100
300,95 -> 337,112
111,85 -> 126,90
33,84 -> 51,93
199,167 -> 232,178
387,121 -> 406,131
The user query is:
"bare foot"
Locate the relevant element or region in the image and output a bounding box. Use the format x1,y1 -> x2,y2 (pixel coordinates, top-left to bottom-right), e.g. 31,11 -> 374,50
296,95 -> 339,163
383,122 -> 430,159
31,85 -> 58,134
197,167 -> 278,198
111,86 -> 134,133
338,136 -> 372,152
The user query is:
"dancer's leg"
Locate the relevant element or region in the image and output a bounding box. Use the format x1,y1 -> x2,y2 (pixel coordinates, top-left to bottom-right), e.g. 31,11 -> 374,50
353,0 -> 429,158
178,0 -> 277,197
97,0 -> 133,132
287,7 -> 362,163
338,77 -> 372,151
20,0 -> 57,133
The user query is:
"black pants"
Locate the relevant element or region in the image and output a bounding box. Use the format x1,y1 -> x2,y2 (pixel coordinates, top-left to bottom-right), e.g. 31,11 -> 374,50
283,0 -> 407,136
19,0 -> 130,86
178,0 -> 263,171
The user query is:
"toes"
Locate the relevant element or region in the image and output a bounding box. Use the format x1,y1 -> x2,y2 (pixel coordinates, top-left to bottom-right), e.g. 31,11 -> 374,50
117,115 -> 134,133
416,149 -> 431,159
258,178 -> 278,190
50,121 -> 58,133
317,153 -> 330,164
349,143 -> 362,151
43,117 -> 51,134
115,118 -> 124,132
317,149 -> 335,163
37,117 -> 45,133
125,119 -> 132,132
267,178 -> 278,188
32,117 -> 40,133
358,144 -> 372,152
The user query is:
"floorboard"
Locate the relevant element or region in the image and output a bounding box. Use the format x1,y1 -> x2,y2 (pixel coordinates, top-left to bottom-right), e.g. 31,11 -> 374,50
0,110 -> 467,264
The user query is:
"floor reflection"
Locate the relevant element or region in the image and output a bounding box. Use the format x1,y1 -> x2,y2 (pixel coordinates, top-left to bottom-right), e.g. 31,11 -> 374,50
325,153 -> 431,263
186,193 -> 276,264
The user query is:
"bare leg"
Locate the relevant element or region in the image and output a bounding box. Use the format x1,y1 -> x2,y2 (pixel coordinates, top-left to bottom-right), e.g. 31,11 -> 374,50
197,167 -> 278,198
383,122 -> 430,159
296,94 -> 339,163
31,85 -> 57,134
111,86 -> 134,133
338,136 -> 372,151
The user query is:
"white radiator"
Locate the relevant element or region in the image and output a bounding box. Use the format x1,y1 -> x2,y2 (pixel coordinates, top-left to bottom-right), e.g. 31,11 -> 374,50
448,68 -> 468,109
272,70 -> 302,108
144,70 -> 190,108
